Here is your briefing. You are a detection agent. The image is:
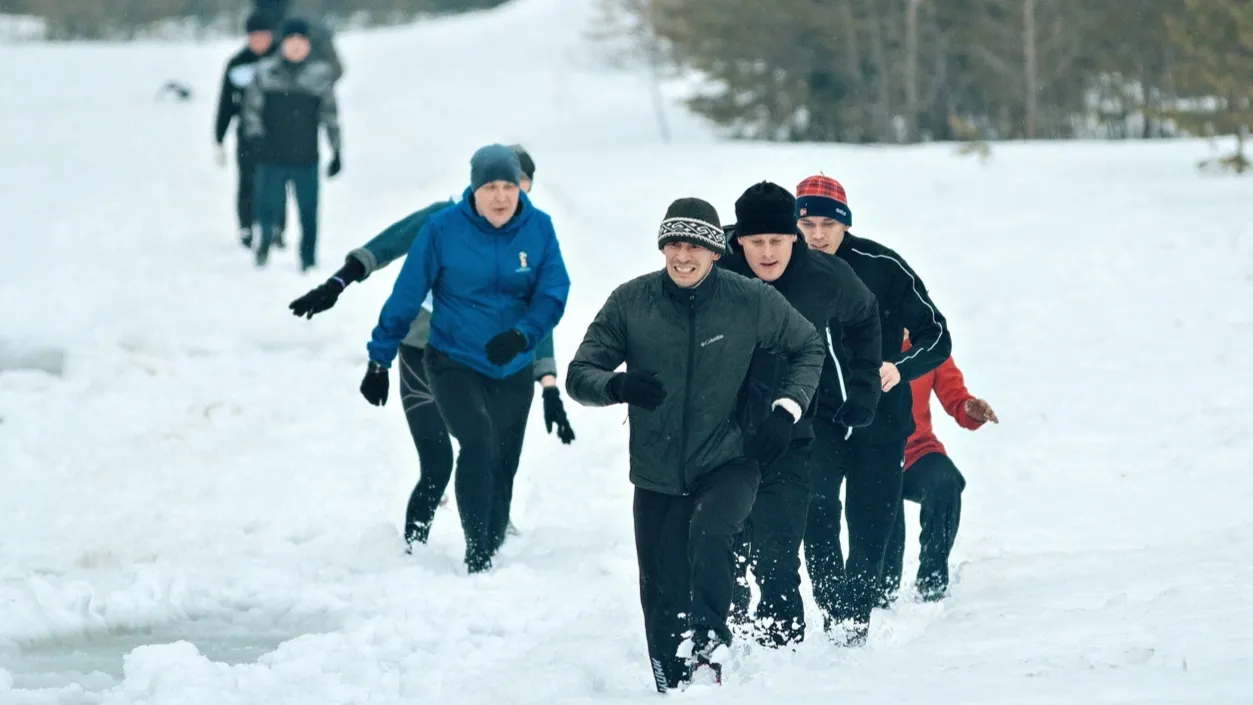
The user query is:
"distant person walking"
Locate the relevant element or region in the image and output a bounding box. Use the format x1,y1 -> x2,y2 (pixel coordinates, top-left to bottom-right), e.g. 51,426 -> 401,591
213,11 -> 286,248
242,18 -> 342,271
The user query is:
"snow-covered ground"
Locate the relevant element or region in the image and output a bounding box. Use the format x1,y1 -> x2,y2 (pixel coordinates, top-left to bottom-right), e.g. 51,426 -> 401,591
2,0 -> 1252,702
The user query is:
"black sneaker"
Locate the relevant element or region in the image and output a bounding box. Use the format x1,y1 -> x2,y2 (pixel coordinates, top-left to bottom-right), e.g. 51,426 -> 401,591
239,227 -> 253,249
405,521 -> 430,548
680,628 -> 726,688
917,577 -> 948,602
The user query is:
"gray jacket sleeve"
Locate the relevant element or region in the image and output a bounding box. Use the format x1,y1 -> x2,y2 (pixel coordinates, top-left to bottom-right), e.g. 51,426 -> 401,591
565,288 -> 628,407
241,66 -> 265,139
755,283 -> 824,414
319,70 -> 342,154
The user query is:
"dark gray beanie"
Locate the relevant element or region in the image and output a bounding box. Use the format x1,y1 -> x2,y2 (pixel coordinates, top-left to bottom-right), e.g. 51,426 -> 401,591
470,144 -> 522,190
657,197 -> 726,254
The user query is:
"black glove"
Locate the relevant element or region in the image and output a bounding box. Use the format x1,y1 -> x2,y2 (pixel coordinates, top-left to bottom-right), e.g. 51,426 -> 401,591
745,406 -> 795,466
607,371 -> 667,411
327,152 -> 342,178
359,362 -> 389,406
542,386 -> 575,444
289,258 -> 364,319
485,329 -> 527,365
290,279 -> 345,319
833,402 -> 875,429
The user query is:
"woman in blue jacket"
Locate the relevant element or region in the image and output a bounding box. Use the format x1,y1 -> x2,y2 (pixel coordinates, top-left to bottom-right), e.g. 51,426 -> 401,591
359,144 -> 571,573
288,146 -> 575,552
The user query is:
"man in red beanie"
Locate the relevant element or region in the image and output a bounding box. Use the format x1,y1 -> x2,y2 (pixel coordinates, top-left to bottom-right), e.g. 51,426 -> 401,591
794,173 -> 953,645
883,330 -> 997,602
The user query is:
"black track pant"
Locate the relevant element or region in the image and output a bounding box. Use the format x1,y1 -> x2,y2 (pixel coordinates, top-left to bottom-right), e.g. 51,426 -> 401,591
883,452 -> 965,599
425,347 -> 533,572
730,444 -> 811,646
235,143 -> 285,232
399,344 -> 454,545
634,458 -> 758,692
803,417 -> 905,627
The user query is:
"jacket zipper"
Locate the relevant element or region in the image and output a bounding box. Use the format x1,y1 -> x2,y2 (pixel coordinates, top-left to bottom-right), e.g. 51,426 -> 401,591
824,325 -> 854,440
678,295 -> 695,495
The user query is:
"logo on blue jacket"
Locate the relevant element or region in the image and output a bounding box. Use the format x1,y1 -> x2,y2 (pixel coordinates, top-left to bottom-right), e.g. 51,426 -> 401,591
517,251 -> 529,272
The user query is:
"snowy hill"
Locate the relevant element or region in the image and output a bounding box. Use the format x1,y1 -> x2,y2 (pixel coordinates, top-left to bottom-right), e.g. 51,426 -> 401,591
2,0 -> 1253,702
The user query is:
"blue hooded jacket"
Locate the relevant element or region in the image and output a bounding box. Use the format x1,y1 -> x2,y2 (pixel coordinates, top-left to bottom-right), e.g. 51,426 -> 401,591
367,187 -> 570,379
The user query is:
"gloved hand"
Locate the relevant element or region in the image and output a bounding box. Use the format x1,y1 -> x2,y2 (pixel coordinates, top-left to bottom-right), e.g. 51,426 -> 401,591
745,406 -> 795,466
360,362 -> 389,406
542,386 -> 575,444
289,278 -> 346,319
327,152 -> 342,178
485,329 -> 527,365
833,401 -> 875,429
214,143 -> 226,168
608,371 -> 666,411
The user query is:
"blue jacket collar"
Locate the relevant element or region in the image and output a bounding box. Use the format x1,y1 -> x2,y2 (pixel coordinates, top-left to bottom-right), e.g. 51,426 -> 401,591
457,186 -> 533,235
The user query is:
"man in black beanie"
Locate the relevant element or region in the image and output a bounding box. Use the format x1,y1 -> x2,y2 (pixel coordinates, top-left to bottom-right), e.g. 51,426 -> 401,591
214,11 -> 287,248
566,197 -> 824,691
718,181 -> 883,647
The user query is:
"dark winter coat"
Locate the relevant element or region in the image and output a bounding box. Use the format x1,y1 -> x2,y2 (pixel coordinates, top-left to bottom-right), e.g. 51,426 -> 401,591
242,56 -> 341,167
214,47 -> 270,146
719,236 -> 883,439
835,232 -> 952,442
566,267 -> 825,496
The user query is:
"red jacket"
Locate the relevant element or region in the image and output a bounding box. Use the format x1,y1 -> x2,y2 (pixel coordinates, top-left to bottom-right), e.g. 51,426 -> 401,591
903,341 -> 984,470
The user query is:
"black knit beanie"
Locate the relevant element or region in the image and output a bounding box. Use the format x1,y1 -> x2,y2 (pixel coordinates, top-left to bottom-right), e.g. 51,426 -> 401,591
657,198 -> 726,254
734,181 -> 799,238
280,17 -> 311,40
245,11 -> 274,33
509,145 -> 535,181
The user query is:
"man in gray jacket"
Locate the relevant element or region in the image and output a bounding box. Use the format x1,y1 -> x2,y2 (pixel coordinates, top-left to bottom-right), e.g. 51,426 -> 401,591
242,18 -> 342,271
566,197 -> 824,691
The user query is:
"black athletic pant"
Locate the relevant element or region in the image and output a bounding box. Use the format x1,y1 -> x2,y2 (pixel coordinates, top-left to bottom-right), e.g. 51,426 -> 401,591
634,458 -> 758,692
883,452 -> 965,599
424,347 -> 533,572
803,417 -> 905,627
235,142 -> 285,232
730,444 -> 811,646
399,344 -> 454,545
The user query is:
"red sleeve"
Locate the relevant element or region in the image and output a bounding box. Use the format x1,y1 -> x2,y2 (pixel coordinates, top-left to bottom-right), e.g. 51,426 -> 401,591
933,357 -> 984,430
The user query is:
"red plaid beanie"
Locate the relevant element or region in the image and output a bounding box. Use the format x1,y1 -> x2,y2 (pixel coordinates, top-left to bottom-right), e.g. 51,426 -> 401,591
795,174 -> 852,226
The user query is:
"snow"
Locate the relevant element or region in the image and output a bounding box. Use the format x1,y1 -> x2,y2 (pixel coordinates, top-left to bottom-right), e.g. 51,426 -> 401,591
2,0 -> 1253,702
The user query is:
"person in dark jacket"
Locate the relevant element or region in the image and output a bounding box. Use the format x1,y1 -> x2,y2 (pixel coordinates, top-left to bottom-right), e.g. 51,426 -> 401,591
360,144 -> 570,574
883,331 -> 997,603
242,18 -> 342,271
213,11 -> 286,248
252,0 -> 344,81
566,197 -> 824,690
287,148 -> 574,549
793,174 -> 953,646
718,182 -> 882,647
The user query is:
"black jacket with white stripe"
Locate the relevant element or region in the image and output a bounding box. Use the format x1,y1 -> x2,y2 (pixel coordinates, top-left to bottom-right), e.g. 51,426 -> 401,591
835,232 -> 952,442
719,236 -> 883,440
